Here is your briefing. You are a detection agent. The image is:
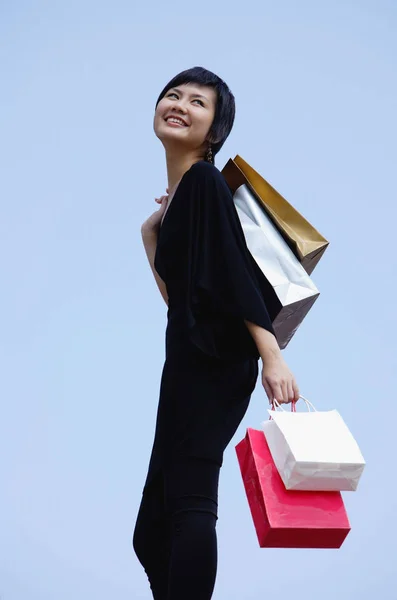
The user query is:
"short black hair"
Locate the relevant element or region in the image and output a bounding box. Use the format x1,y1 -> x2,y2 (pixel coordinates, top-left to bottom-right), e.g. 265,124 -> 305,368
155,66 -> 236,163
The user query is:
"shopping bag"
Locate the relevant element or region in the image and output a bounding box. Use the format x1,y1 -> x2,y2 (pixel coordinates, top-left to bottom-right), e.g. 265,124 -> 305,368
262,399 -> 366,491
222,156 -> 329,275
235,428 -> 351,548
232,183 -> 319,349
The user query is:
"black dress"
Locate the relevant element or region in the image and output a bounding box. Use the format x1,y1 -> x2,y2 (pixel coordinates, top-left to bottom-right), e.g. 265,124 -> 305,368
144,160 -> 275,489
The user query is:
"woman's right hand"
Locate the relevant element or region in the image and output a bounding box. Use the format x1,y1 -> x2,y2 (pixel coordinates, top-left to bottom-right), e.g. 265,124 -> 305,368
141,190 -> 169,235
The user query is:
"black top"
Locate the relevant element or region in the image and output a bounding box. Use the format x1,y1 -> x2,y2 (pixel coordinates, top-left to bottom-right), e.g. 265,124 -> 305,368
155,160 -> 275,361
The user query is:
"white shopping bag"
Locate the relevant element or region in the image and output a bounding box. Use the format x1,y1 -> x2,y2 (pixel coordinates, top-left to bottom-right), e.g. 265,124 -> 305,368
233,184 -> 320,349
262,398 -> 366,491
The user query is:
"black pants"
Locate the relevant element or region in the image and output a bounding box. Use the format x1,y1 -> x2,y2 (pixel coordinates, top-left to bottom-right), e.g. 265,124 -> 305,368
133,457 -> 220,599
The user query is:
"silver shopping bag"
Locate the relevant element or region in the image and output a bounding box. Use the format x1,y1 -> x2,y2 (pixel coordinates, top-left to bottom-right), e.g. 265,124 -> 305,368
234,184 -> 320,348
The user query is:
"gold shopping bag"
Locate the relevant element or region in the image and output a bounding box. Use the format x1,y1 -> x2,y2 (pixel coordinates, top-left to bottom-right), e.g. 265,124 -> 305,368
222,156 -> 329,275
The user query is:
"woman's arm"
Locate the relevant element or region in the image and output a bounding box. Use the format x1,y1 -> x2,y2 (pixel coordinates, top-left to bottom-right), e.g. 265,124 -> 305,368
141,192 -> 169,306
244,320 -> 299,405
141,226 -> 168,306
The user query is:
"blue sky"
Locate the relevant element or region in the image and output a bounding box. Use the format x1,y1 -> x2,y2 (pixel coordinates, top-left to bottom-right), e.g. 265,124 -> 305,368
1,1 -> 396,598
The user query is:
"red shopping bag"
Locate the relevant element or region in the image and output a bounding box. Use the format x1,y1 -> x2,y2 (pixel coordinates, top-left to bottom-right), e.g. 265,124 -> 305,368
236,428 -> 351,548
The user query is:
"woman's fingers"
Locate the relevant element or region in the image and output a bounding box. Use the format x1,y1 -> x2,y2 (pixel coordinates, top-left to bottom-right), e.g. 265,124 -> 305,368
266,378 -> 297,405
282,380 -> 290,404
287,380 -> 295,403
271,379 -> 288,404
271,382 -> 285,405
262,379 -> 273,405
269,380 -> 300,404
292,379 -> 300,403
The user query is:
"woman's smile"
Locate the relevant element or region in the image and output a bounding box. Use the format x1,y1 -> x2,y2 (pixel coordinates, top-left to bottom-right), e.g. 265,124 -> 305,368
165,117 -> 189,128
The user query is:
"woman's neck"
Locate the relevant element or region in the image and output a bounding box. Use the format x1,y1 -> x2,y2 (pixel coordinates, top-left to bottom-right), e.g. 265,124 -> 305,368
165,150 -> 204,197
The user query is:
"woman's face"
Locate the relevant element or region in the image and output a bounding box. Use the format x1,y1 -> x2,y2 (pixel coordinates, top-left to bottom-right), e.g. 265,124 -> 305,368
153,83 -> 217,154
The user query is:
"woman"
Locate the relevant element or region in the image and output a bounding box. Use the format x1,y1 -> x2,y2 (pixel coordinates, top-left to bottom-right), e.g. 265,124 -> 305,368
133,66 -> 299,599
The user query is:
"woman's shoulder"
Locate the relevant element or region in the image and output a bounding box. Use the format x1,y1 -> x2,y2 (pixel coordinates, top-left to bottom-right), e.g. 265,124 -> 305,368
188,159 -> 221,178
186,160 -> 231,192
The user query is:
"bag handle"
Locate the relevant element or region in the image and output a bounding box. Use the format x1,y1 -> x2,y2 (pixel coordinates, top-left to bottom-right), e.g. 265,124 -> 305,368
270,395 -> 317,416
269,398 -> 295,418
298,395 -> 317,412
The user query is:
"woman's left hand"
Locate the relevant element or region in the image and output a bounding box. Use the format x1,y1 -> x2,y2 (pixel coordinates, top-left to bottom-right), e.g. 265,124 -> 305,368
261,350 -> 300,405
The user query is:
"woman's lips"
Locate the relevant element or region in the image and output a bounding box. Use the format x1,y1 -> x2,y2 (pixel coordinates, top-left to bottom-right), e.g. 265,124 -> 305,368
166,121 -> 187,127
165,116 -> 189,127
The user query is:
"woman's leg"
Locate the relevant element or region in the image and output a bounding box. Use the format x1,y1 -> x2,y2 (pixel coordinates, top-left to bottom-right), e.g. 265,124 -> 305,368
132,473 -> 170,599
133,457 -> 221,599
164,457 -> 220,600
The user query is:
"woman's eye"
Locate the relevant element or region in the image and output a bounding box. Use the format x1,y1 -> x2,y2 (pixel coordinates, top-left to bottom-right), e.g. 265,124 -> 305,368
167,93 -> 178,99
193,99 -> 204,106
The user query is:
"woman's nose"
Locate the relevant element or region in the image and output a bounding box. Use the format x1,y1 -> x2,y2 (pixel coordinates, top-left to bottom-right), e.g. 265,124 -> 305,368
172,100 -> 188,114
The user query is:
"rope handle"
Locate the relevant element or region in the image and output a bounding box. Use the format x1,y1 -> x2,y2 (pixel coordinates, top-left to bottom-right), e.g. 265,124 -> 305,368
298,395 -> 317,412
269,395 -> 317,419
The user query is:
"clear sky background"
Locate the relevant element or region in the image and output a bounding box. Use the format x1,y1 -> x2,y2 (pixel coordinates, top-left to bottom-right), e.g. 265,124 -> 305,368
1,1 -> 396,598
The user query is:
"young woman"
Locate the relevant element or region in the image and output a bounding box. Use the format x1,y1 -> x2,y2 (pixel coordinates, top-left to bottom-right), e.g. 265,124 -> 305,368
133,66 -> 299,599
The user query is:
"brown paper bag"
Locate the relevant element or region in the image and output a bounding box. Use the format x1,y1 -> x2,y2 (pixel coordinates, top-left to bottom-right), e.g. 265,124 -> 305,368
222,155 -> 329,275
